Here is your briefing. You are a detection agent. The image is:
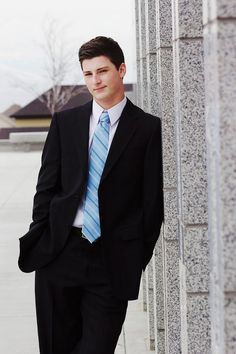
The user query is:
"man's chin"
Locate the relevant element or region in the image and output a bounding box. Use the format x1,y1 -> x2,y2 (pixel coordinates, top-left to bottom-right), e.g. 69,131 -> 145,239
93,91 -> 109,101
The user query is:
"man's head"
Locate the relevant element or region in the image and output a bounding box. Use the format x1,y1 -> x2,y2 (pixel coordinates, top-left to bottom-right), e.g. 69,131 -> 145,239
78,36 -> 126,109
79,36 -> 125,70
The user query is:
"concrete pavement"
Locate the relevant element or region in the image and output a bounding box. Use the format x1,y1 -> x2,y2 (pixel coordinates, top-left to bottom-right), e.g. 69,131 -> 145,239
0,150 -> 152,354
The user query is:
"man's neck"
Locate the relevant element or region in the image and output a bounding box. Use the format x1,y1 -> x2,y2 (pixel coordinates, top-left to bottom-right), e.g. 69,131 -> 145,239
95,94 -> 125,110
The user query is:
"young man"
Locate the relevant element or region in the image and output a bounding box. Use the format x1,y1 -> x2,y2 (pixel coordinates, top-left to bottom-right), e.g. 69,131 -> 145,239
18,36 -> 163,354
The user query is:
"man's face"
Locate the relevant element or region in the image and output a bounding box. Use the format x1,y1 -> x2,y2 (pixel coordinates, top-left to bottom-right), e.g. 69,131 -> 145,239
82,55 -> 126,108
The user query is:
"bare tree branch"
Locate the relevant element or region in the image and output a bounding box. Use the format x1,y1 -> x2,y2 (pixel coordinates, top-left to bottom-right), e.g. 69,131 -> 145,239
13,18 -> 83,115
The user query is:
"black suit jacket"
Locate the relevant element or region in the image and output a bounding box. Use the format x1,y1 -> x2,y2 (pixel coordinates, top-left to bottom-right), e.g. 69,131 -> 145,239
18,99 -> 163,300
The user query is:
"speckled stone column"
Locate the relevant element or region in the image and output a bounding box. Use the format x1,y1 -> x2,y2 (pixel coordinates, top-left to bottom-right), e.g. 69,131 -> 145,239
172,0 -> 211,353
153,229 -> 165,354
135,0 -> 148,314
145,0 -> 161,117
135,0 -> 142,109
203,1 -> 236,353
156,0 -> 182,353
136,0 -> 166,351
140,0 -> 150,323
146,263 -> 155,351
144,0 -> 161,350
140,0 -> 148,112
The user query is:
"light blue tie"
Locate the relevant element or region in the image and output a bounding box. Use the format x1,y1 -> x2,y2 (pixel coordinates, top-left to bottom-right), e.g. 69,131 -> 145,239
82,111 -> 110,243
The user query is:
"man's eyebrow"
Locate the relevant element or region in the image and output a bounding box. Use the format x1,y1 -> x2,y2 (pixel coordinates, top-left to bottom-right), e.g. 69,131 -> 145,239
83,66 -> 109,73
97,66 -> 109,70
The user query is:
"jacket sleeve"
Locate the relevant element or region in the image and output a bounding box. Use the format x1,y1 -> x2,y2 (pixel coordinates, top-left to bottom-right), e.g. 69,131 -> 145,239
142,118 -> 164,270
29,112 -> 61,229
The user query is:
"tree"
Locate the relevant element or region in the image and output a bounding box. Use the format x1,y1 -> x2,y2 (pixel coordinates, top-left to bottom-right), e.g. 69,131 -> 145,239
38,19 -> 82,115
14,19 -> 82,115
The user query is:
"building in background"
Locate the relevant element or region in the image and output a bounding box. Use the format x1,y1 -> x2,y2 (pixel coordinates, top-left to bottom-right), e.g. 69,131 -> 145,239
3,104 -> 21,118
0,84 -> 134,139
135,0 -> 236,353
10,85 -> 91,129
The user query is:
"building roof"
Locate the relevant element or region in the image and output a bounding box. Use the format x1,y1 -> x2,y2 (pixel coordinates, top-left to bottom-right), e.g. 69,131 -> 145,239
0,114 -> 16,128
11,84 -> 134,119
2,104 -> 21,117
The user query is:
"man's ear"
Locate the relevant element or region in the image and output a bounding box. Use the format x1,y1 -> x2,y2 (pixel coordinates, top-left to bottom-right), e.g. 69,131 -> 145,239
119,63 -> 126,79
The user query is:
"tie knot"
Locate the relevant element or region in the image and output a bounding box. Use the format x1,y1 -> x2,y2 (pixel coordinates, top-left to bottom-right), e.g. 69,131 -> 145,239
99,111 -> 110,125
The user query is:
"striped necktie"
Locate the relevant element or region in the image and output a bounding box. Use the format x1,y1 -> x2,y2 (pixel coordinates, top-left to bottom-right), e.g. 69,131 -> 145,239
82,111 -> 110,243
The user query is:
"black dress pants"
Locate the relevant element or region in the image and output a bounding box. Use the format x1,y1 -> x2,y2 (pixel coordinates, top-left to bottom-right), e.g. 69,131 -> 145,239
35,227 -> 128,354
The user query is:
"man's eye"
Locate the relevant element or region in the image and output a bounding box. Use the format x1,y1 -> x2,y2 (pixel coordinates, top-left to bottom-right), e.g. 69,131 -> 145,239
99,70 -> 108,73
84,73 -> 92,76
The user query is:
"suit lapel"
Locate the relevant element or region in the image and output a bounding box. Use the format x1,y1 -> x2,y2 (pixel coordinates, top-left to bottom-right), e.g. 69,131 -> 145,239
74,101 -> 91,172
100,99 -> 140,183
73,99 -> 140,184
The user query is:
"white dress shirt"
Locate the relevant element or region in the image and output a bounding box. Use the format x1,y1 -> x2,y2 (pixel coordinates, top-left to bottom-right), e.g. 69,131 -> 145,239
72,96 -> 127,228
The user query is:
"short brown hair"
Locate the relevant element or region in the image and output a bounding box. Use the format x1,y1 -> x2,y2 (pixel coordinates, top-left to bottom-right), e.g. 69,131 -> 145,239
79,36 -> 125,70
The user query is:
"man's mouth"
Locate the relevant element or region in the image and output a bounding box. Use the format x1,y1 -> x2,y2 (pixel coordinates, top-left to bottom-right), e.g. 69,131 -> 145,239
94,86 -> 106,91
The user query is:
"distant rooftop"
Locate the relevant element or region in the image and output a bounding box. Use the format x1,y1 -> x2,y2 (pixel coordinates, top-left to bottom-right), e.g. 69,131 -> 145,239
3,104 -> 21,117
11,84 -> 134,119
0,114 -> 16,128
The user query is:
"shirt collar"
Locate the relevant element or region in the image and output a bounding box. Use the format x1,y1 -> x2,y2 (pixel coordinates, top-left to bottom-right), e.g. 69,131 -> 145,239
92,96 -> 127,126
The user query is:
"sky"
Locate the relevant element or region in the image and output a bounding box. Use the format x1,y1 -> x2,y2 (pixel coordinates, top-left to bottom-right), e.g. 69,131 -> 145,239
0,0 -> 137,112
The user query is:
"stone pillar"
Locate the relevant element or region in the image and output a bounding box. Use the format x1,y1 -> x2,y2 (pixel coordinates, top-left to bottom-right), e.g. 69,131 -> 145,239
153,230 -> 165,354
140,0 -> 148,111
145,0 -> 161,117
156,0 -> 182,353
135,0 -> 148,314
172,0 -> 211,353
135,0 -> 142,108
203,0 -> 236,352
145,0 -> 162,350
146,263 -> 155,351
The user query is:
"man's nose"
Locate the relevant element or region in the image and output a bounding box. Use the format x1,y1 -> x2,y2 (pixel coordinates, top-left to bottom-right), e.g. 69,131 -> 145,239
92,74 -> 101,85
